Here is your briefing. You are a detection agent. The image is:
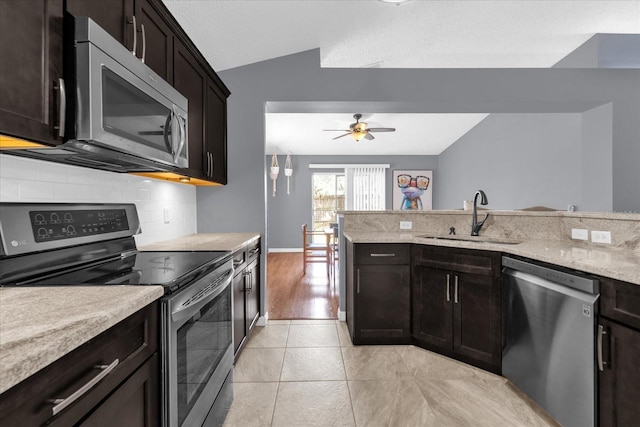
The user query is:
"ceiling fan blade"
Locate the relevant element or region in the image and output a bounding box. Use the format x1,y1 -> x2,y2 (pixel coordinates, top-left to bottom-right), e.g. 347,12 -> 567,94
367,127 -> 396,132
332,133 -> 351,140
323,129 -> 351,132
364,132 -> 375,140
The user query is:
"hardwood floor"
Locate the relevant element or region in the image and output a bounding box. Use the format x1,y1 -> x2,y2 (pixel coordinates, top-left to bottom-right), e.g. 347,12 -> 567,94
267,252 -> 339,320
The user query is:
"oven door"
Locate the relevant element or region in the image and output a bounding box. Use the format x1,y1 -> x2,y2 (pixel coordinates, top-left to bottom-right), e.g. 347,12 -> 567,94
162,260 -> 234,427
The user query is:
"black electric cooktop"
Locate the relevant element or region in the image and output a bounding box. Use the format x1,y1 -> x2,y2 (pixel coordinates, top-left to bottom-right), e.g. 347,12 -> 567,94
28,251 -> 231,294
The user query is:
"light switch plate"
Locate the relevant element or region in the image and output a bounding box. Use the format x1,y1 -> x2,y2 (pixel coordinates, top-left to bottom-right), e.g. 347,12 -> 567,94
399,221 -> 412,230
571,228 -> 589,240
591,230 -> 611,244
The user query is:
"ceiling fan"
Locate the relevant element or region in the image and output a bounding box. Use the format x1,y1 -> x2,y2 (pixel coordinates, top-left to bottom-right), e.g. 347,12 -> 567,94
323,113 -> 396,141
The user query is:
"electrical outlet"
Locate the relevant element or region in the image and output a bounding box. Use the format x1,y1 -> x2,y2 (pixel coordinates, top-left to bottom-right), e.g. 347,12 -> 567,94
591,230 -> 611,244
163,208 -> 170,224
399,221 -> 412,230
571,228 -> 589,241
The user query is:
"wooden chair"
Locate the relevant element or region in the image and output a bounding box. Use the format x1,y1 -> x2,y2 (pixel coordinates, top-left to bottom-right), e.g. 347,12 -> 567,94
302,224 -> 331,277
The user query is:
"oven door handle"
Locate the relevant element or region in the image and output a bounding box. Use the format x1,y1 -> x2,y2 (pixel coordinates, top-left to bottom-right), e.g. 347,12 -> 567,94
171,269 -> 233,323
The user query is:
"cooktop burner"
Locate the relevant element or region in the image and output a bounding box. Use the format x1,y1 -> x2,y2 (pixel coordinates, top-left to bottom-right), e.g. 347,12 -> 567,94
29,251 -> 230,293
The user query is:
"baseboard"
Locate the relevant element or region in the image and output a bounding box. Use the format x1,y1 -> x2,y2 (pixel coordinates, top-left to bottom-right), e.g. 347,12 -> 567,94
256,313 -> 268,326
338,310 -> 346,321
268,248 -> 303,253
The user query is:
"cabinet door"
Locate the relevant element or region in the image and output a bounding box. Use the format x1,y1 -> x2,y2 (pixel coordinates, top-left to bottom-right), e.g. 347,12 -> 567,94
412,266 -> 453,350
599,318 -> 640,427
66,0 -> 134,50
353,264 -> 410,343
0,0 -> 64,145
246,259 -> 260,333
173,38 -> 206,175
205,78 -> 228,183
233,271 -> 247,354
135,0 -> 172,81
78,353 -> 159,427
453,272 -> 501,367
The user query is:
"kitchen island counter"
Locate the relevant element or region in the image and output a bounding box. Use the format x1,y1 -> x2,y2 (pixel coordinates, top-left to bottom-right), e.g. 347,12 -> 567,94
0,286 -> 163,395
139,232 -> 260,253
344,231 -> 640,286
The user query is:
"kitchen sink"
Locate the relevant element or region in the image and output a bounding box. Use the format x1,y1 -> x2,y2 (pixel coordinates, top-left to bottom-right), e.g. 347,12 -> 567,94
417,235 -> 523,245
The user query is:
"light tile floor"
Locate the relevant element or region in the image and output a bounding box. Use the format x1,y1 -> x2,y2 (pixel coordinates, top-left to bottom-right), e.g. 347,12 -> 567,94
223,320 -> 559,427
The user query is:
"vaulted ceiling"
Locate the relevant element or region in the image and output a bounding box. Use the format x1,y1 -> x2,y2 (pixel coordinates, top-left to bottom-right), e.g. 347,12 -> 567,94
164,0 -> 639,155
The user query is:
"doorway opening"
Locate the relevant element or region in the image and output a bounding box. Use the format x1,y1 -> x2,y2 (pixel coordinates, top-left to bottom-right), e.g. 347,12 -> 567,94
312,173 -> 345,241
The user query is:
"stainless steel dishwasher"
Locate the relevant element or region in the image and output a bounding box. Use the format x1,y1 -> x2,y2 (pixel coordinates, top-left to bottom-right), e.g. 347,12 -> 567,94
502,256 -> 599,427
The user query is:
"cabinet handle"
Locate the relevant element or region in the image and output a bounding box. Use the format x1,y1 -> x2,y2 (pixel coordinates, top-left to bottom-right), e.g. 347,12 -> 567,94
55,78 -> 66,138
131,15 -> 137,55
48,358 -> 119,416
597,324 -> 607,371
446,274 -> 450,302
454,275 -> 459,304
233,260 -> 243,268
249,248 -> 260,256
249,271 -> 253,293
357,268 -> 360,294
210,152 -> 215,177
370,253 -> 395,257
140,23 -> 146,63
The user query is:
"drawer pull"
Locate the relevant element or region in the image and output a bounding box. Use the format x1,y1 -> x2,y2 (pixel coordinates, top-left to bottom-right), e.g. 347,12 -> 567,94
249,248 -> 260,256
446,274 -> 450,302
370,253 -> 395,257
454,275 -> 459,304
49,358 -> 119,416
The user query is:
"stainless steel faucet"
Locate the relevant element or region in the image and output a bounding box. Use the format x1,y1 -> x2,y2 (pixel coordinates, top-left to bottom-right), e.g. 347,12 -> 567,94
471,190 -> 489,236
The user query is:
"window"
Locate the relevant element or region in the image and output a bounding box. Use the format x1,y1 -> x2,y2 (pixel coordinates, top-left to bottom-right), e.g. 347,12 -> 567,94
345,167 -> 386,210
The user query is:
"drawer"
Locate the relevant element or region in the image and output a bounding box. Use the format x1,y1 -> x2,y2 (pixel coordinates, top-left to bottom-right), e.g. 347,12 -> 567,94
354,244 -> 410,265
601,277 -> 640,330
232,248 -> 247,273
0,302 -> 159,426
413,245 -> 501,277
247,238 -> 261,262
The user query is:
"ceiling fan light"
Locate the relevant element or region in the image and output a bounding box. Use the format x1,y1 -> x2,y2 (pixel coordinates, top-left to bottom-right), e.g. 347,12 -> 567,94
351,132 -> 367,142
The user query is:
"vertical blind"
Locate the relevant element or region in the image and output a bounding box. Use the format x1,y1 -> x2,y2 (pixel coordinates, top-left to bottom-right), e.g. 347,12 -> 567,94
348,167 -> 386,210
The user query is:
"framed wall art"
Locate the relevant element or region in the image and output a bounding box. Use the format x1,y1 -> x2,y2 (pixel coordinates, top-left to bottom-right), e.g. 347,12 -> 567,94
392,170 -> 433,210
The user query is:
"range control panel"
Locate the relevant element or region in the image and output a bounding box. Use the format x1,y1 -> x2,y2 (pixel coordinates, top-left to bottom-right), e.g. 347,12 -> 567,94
29,209 -> 129,242
0,203 -> 140,257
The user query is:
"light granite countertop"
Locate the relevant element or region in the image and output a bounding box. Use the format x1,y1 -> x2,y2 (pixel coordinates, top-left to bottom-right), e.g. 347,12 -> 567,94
0,286 -> 164,395
344,232 -> 640,286
139,232 -> 260,253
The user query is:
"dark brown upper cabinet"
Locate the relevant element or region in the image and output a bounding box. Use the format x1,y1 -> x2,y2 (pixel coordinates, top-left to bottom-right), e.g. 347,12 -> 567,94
3,0 -> 229,185
0,0 -> 65,146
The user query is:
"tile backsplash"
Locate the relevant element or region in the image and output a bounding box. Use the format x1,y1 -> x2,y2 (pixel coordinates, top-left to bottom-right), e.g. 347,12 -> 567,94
0,155 -> 197,247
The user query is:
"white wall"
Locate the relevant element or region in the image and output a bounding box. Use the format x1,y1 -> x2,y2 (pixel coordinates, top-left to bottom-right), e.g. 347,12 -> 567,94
0,155 -> 197,247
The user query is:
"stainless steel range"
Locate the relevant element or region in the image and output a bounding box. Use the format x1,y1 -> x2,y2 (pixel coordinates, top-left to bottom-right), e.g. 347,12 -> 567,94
0,202 -> 234,427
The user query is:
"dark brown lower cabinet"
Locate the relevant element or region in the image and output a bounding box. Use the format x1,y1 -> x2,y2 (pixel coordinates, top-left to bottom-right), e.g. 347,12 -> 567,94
598,318 -> 640,427
233,237 -> 261,358
0,302 -> 159,426
76,353 -> 159,427
599,277 -> 640,427
412,265 -> 501,371
346,242 -> 411,345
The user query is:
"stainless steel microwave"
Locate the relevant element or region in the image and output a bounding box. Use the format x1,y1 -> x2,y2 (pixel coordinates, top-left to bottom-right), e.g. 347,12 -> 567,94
5,17 -> 188,172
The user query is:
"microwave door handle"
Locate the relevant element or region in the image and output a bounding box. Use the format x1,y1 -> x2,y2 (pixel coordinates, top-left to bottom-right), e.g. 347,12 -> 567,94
174,115 -> 186,164
163,111 -> 174,155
